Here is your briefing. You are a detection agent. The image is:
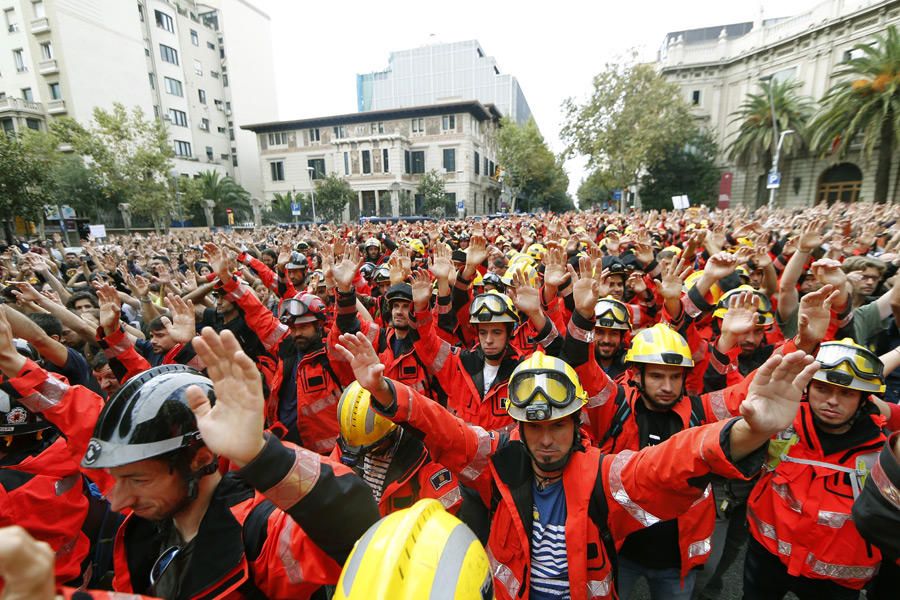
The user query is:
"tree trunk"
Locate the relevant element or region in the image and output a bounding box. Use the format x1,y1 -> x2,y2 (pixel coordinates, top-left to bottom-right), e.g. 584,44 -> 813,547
3,220 -> 13,244
874,108 -> 894,203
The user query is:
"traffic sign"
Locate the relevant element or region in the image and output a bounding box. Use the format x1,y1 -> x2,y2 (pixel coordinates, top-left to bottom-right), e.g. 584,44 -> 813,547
456,200 -> 465,210
291,202 -> 301,216
612,189 -> 623,201
766,171 -> 781,189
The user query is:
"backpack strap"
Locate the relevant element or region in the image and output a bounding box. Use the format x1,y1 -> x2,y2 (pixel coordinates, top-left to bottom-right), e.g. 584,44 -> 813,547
597,389 -> 630,449
243,499 -> 278,562
688,394 -> 707,428
587,454 -> 617,582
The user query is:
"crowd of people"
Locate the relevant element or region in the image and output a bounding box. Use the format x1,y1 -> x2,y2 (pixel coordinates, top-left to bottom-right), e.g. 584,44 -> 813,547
0,200 -> 900,600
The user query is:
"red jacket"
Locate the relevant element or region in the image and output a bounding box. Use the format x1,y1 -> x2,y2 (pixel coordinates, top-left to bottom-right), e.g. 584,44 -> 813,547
374,379 -> 763,599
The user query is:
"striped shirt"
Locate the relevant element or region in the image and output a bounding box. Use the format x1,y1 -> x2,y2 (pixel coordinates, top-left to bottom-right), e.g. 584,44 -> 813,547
362,452 -> 393,503
531,479 -> 570,599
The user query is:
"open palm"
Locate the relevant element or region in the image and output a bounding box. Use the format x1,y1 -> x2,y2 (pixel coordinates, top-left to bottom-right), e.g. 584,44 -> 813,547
740,351 -> 819,435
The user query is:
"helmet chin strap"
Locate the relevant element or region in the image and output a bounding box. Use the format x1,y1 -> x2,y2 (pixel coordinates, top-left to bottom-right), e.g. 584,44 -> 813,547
162,456 -> 219,521
519,415 -> 583,482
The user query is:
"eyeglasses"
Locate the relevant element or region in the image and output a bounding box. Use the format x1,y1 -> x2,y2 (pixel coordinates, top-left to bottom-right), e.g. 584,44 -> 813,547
816,343 -> 883,380
150,545 -> 182,588
508,370 -> 576,409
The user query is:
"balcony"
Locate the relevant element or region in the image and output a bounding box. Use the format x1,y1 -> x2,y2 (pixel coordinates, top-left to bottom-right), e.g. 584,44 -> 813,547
0,97 -> 45,116
38,59 -> 58,75
46,99 -> 66,114
30,18 -> 49,34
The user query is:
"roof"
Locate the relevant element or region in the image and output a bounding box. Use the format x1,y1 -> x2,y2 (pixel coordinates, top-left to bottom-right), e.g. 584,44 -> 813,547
241,100 -> 503,133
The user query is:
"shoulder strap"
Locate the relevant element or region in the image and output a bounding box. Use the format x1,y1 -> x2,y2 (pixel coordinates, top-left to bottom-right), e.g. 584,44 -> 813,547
587,454 -> 617,581
688,394 -> 707,427
597,389 -> 631,449
243,499 -> 278,562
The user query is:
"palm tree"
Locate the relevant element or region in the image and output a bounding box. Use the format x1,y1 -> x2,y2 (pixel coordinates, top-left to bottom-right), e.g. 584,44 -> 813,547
809,25 -> 900,203
727,78 -> 814,167
194,170 -> 252,225
266,191 -> 306,224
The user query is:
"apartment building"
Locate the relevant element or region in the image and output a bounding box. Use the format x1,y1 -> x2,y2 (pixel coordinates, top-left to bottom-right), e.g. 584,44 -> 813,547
243,100 -> 504,222
0,0 -> 275,196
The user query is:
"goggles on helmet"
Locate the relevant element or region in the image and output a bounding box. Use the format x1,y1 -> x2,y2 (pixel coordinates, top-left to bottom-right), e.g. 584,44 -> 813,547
594,301 -> 630,330
508,370 -> 577,410
279,298 -> 313,324
815,343 -> 883,381
470,294 -> 515,322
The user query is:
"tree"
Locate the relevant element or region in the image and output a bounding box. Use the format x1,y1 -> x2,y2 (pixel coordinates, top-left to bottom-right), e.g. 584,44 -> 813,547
727,78 -> 812,167
0,132 -> 52,242
313,174 -> 355,223
640,131 -> 721,209
265,191 -> 307,224
577,169 -> 613,209
497,117 -> 573,212
561,56 -> 695,197
809,25 -> 900,202
418,170 -> 448,217
52,103 -> 174,232
191,170 -> 251,225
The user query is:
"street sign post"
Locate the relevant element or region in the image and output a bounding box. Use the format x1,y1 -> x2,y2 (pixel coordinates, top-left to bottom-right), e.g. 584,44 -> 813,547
766,170 -> 781,190
290,202 -> 301,216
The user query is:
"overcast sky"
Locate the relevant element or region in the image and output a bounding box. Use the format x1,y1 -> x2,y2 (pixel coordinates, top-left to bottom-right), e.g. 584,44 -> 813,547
254,0 -> 822,195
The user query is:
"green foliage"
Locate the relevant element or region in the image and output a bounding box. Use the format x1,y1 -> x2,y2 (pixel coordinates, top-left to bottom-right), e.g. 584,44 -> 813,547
577,170 -> 614,209
809,24 -> 900,202
314,174 -> 355,223
52,103 -> 174,230
192,170 -> 251,225
0,131 -> 53,241
417,170 -> 448,217
265,191 -> 307,224
561,57 -> 695,191
640,131 -> 721,209
727,78 -> 813,166
497,117 -> 573,212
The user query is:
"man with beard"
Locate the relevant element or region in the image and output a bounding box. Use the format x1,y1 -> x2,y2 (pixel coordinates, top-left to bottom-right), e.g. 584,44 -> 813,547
592,296 -> 631,380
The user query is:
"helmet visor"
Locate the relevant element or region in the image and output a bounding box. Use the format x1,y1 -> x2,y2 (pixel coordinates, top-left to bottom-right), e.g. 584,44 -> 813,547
508,370 -> 575,409
279,298 -> 313,324
595,301 -> 630,329
816,343 -> 883,380
470,294 -> 514,322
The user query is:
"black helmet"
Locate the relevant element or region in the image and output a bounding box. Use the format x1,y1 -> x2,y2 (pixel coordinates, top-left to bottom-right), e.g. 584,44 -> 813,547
0,385 -> 53,437
385,283 -> 413,306
286,252 -> 307,270
373,266 -> 391,284
81,364 -> 214,470
360,262 -> 377,281
482,272 -> 505,292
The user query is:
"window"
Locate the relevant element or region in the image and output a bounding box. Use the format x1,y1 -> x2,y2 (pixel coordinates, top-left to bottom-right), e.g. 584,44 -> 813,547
489,160 -> 495,178
4,8 -> 17,32
168,108 -> 188,127
370,121 -> 384,134
148,73 -> 156,89
691,90 -> 701,106
442,115 -> 455,131
25,118 -> 40,131
164,77 -> 183,96
13,49 -> 25,72
267,132 -> 287,146
484,157 -> 489,176
205,146 -> 214,160
39,41 -> 51,60
173,140 -> 192,157
232,155 -> 238,167
410,150 -> 425,174
217,126 -> 226,133
193,60 -> 202,76
155,10 -> 174,33
443,148 -> 456,172
474,151 -> 480,175
308,127 -> 320,142
200,118 -> 209,131
138,4 -> 144,22
308,158 -> 325,179
21,87 -> 32,102
343,152 -> 350,175
361,150 -> 371,174
270,161 -> 285,181
198,89 -> 206,104
332,125 -> 346,139
222,74 -> 228,87
207,41 -> 215,50
210,70 -> 219,79
405,150 -> 410,174
411,118 -> 424,134
33,1 -> 44,19
190,29 -> 199,46
214,99 -> 223,110
382,148 -> 390,173
48,82 -> 60,100
159,44 -> 179,65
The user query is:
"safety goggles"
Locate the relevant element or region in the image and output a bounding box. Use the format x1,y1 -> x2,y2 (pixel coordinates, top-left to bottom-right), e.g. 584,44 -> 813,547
508,370 -> 577,409
279,298 -> 312,324
470,294 -> 514,322
816,343 -> 883,381
595,302 -> 629,328
150,545 -> 182,588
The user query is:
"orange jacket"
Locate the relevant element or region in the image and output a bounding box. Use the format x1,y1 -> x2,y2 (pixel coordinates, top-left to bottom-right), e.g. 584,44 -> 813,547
747,403 -> 887,590
374,379 -> 763,600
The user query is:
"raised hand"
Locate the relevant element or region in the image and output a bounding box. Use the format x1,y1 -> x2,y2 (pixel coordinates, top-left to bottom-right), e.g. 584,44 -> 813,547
465,235 -> 488,274
409,268 -> 432,311
126,273 -> 151,299
626,272 -> 647,296
12,282 -> 42,305
188,328 -> 265,467
0,526 -> 56,600
97,284 -> 122,337
542,245 -> 569,290
659,255 -> 692,301
335,331 -> 388,400
163,293 -> 196,344
332,243 -> 362,292
797,283 -> 840,350
509,267 -> 542,317
811,258 -> 847,289
739,351 -> 819,436
428,243 -> 453,282
721,291 -> 760,339
798,219 -> 825,253
567,256 -> 599,319
703,251 -> 738,281
204,242 -> 231,282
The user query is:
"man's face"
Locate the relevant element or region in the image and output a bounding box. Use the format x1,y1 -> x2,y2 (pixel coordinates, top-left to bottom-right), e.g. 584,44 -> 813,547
149,328 -> 176,354
107,458 -> 187,520
594,328 -> 624,359
640,364 -> 685,409
261,254 -> 275,268
736,327 -> 767,354
808,380 -> 862,431
748,269 -> 765,290
477,324 -> 509,358
376,281 -> 390,296
390,300 -> 410,330
799,276 -> 822,295
366,247 -> 380,260
60,325 -> 82,348
521,417 -> 575,473
73,299 -> 95,315
93,365 -> 120,396
215,295 -> 235,316
287,267 -> 306,286
289,321 -> 321,351
607,276 -> 625,300
856,267 -> 881,296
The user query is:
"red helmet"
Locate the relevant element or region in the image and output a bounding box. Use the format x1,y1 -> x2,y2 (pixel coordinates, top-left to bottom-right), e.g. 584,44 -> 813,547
279,292 -> 327,325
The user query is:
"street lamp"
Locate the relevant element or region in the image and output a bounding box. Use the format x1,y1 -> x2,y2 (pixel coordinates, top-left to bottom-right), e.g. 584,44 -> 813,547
306,166 -> 318,224
759,75 -> 794,210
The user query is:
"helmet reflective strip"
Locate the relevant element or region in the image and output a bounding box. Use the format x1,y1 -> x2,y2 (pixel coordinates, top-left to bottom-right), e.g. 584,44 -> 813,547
339,521 -> 378,596
430,523 -> 480,600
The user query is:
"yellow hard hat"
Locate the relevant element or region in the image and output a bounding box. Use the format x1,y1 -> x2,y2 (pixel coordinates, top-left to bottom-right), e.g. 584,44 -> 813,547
712,285 -> 774,326
684,269 -> 724,305
472,272 -> 484,287
337,381 -> 397,465
526,243 -> 546,262
501,263 -> 538,289
507,351 -> 587,422
594,296 -> 632,330
469,291 -> 518,324
408,239 -> 425,256
662,245 -> 682,256
624,323 -> 693,368
812,339 -> 885,394
335,499 -> 492,600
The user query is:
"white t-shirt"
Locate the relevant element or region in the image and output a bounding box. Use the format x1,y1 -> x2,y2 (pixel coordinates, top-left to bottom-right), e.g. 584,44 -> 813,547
482,363 -> 500,396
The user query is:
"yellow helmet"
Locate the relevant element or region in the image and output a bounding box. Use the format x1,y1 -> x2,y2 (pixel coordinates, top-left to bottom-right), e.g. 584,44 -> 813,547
407,239 -> 425,256
812,339 -> 885,394
624,323 -> 693,368
507,351 -> 587,422
336,381 -> 398,465
684,269 -> 724,305
712,285 -> 775,326
662,245 -> 682,256
594,296 -> 632,331
469,291 -> 518,324
526,243 -> 546,262
335,499 -> 492,600
501,263 -> 538,289
472,272 -> 484,287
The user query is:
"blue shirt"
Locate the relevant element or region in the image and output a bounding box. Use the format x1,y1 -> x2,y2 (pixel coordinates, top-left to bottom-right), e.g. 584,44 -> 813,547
530,479 -> 570,599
